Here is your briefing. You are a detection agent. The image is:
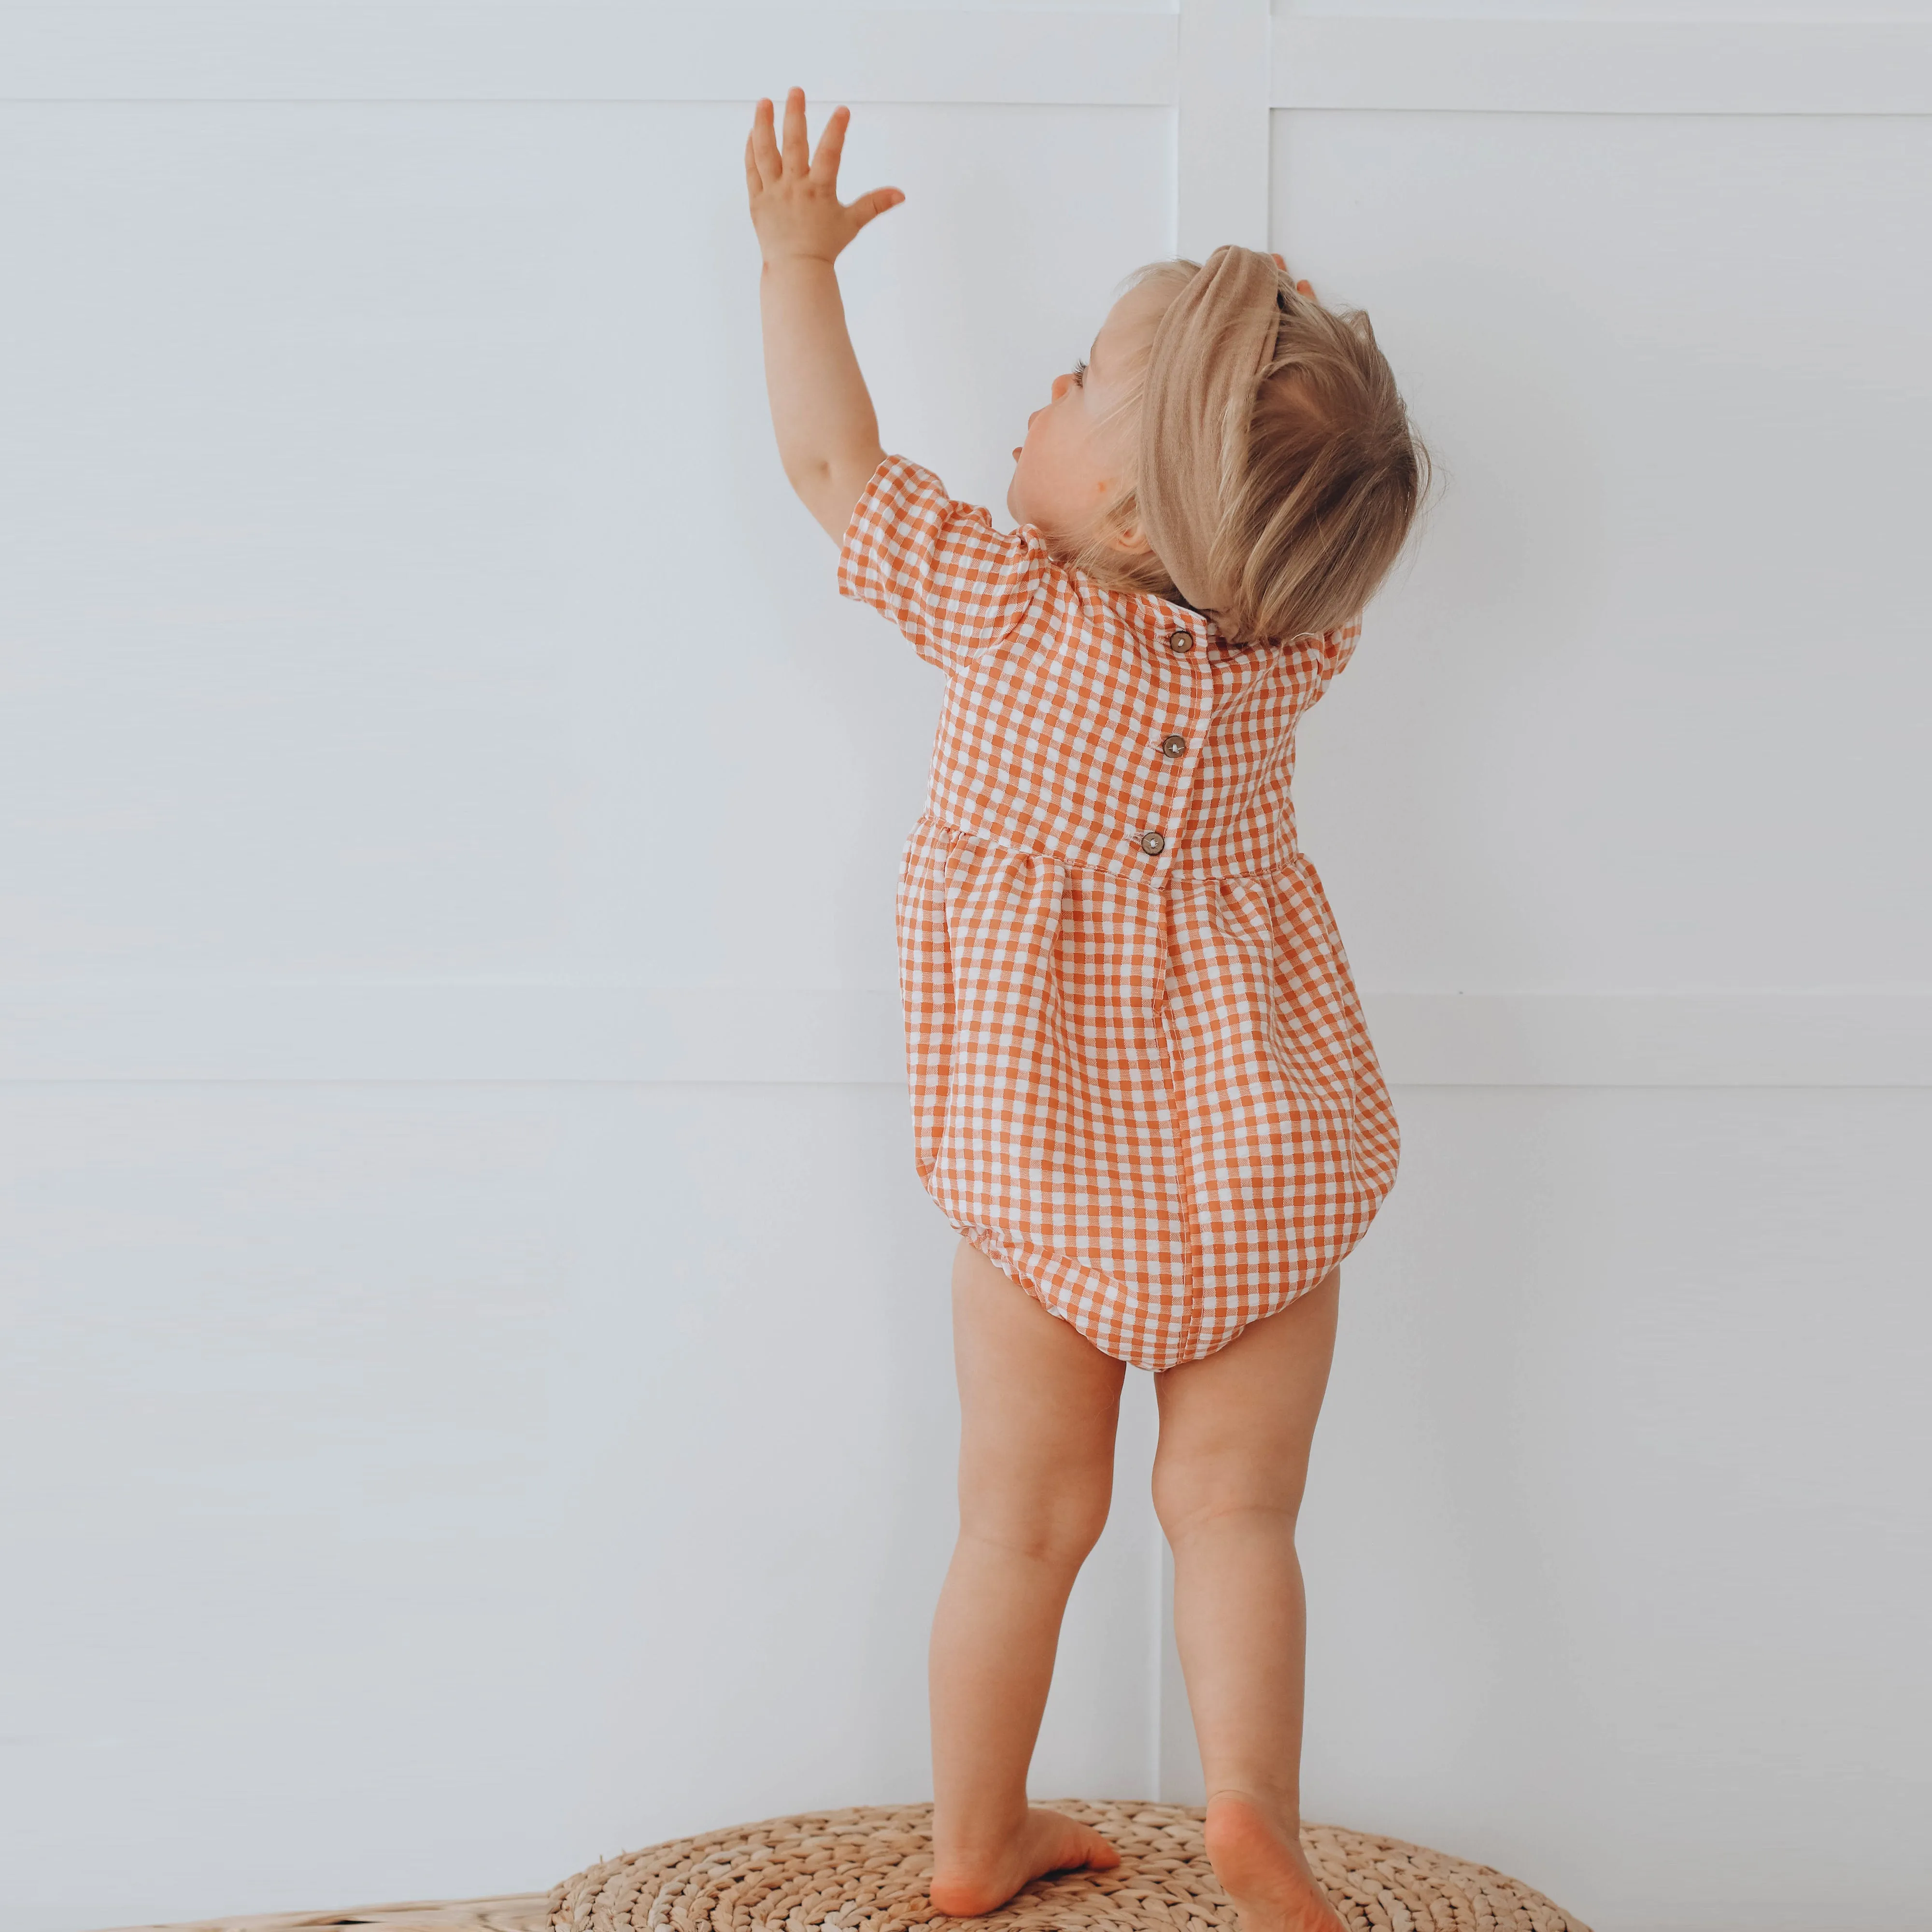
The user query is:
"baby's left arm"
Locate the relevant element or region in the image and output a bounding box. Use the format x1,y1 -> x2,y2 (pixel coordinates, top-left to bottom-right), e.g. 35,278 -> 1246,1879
745,89 -> 904,543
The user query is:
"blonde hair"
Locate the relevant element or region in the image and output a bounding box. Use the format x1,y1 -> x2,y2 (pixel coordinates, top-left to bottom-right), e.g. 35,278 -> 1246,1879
1064,258 -> 1432,641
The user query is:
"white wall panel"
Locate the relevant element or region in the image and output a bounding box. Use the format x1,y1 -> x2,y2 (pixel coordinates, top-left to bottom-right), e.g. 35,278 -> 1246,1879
1303,1085 -> 1931,1932
0,100 -> 1171,990
1273,109 -> 1932,994
0,1081 -> 1163,1929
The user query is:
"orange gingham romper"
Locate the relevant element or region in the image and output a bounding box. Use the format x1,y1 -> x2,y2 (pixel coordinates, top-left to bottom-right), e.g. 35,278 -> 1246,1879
839,453 -> 1399,1372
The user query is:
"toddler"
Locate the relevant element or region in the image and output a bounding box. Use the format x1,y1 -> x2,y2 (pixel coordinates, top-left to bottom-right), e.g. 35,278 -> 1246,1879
746,89 -> 1427,1932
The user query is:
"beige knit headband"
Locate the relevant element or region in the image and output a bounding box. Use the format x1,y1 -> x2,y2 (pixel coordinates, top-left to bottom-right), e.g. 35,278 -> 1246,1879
1137,244 -> 1291,644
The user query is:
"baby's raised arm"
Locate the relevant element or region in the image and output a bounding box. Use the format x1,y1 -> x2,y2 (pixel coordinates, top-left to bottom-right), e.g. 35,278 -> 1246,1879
745,89 -> 904,543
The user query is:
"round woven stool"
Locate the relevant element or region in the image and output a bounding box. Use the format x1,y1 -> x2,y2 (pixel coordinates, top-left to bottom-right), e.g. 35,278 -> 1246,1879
548,1798 -> 1591,1932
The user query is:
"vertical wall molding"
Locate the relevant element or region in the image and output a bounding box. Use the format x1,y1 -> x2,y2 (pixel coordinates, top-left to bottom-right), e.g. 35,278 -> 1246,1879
1160,0 -> 1266,1800
1174,0 -> 1270,259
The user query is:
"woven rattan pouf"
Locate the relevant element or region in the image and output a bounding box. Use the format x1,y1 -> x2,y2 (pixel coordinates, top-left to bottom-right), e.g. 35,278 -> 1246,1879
548,1799 -> 1591,1932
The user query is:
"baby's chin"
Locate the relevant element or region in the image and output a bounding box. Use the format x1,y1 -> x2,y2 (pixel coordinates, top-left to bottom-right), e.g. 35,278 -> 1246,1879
1007,476 -> 1049,534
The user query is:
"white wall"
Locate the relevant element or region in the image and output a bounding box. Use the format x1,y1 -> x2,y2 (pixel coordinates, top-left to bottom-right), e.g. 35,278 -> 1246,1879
1,6 -> 1927,1931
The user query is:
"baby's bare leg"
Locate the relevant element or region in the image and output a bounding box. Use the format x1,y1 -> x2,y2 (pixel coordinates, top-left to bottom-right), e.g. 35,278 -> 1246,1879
1152,1266 -> 1347,1932
928,1236 -> 1126,1916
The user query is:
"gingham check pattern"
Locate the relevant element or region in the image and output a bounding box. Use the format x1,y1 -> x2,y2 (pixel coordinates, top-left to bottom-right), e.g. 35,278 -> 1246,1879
841,454 -> 1398,1370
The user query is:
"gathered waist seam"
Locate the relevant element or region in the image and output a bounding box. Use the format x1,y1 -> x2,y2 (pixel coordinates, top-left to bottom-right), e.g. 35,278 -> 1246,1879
912,810 -> 1303,882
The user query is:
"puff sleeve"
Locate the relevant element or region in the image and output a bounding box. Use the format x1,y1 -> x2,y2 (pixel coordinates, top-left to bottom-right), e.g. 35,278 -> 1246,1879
1298,616 -> 1364,710
838,454 -> 1049,677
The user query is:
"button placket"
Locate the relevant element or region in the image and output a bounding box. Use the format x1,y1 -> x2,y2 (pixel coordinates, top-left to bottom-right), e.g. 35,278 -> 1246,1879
1138,626 -> 1208,867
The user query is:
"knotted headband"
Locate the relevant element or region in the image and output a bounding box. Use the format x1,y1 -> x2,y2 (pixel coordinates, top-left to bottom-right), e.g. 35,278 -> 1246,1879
1137,244 -> 1292,644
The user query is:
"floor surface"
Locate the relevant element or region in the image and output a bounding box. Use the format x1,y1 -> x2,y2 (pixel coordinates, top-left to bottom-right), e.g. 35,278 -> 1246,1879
104,1897 -> 554,1932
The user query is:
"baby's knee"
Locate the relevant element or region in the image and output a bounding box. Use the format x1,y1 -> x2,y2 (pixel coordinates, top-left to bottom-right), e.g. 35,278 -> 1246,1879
961,1482 -> 1112,1572
1151,1447 -> 1303,1546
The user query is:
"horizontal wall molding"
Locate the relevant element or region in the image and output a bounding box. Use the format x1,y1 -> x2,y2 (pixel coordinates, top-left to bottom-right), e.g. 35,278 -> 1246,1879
0,986 -> 1925,1087
0,9 -> 1926,115
1367,992 -> 1932,1089
0,5 -> 1176,105
1272,18 -> 1932,116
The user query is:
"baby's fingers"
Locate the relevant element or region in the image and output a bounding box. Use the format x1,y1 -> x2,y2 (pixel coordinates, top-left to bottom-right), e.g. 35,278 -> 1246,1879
846,185 -> 905,232
744,128 -> 762,200
1267,250 -> 1317,300
781,85 -> 810,173
810,102 -> 850,183
750,97 -> 781,184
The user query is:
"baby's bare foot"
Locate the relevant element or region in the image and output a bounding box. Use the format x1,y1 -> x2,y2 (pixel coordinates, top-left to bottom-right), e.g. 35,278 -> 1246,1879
928,1805 -> 1121,1917
1205,1792 -> 1349,1932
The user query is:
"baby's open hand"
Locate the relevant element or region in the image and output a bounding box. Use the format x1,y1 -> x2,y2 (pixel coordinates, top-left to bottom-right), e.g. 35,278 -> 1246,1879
746,88 -> 904,267
1271,251 -> 1316,300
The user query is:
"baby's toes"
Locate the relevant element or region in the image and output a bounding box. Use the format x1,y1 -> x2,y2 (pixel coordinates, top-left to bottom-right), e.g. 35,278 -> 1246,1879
1071,1821 -> 1122,1871
1029,1808 -> 1120,1879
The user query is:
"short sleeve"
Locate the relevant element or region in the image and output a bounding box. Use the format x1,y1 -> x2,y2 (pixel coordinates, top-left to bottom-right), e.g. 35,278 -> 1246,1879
1300,616 -> 1363,709
838,454 -> 1049,676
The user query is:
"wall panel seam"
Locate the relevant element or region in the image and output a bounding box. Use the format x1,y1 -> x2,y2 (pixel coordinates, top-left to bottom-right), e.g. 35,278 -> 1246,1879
0,989 -> 1924,1086
1,11 -> 1926,114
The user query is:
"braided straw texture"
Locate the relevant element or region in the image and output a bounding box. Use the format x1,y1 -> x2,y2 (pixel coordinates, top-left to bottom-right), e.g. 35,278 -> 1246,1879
547,1799 -> 1591,1932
